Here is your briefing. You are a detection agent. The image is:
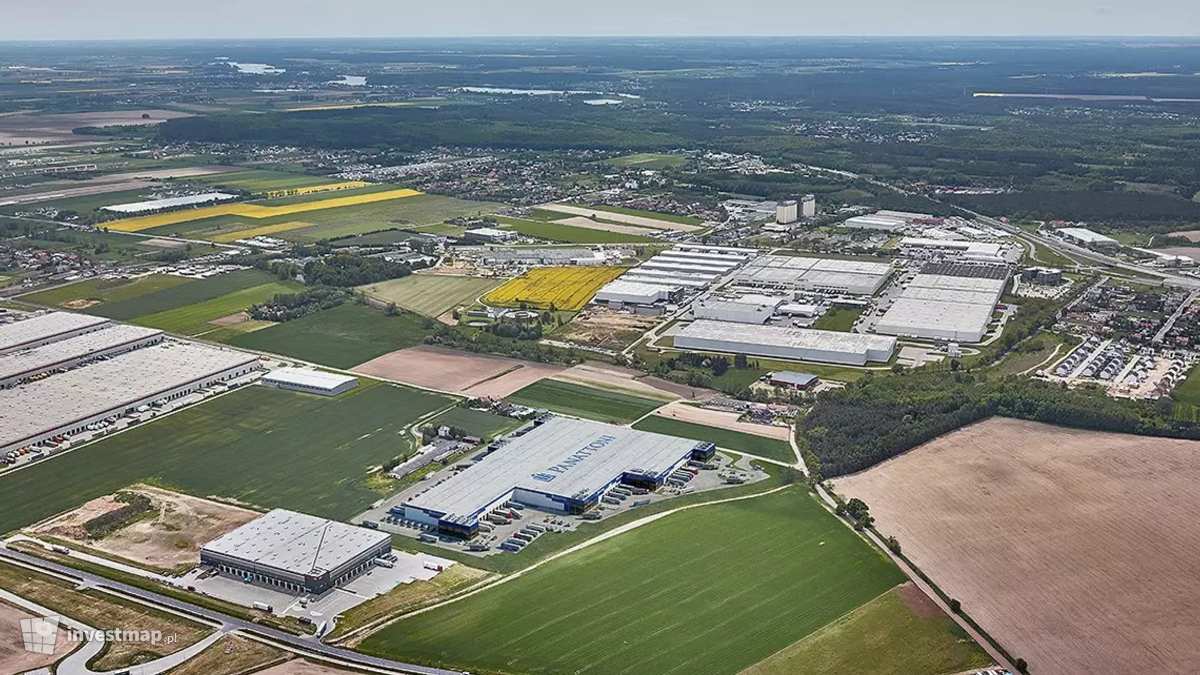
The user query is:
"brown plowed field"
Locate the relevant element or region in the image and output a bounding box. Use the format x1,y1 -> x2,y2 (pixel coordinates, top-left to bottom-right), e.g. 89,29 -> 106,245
353,345 -> 563,396
836,417 -> 1200,675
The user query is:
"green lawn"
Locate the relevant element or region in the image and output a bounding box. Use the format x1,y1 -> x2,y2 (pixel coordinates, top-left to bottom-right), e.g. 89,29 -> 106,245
281,194 -> 501,241
1174,363 -> 1200,406
741,588 -> 991,675
329,229 -> 422,247
601,153 -> 686,169
78,269 -> 280,320
360,487 -> 905,675
495,216 -> 659,243
813,307 -> 863,332
429,407 -> 520,438
0,382 -> 453,535
20,273 -> 194,308
584,203 -> 704,226
360,275 -> 503,317
132,281 -> 301,335
507,379 -> 666,423
195,169 -> 336,193
226,303 -> 431,368
632,415 -> 796,464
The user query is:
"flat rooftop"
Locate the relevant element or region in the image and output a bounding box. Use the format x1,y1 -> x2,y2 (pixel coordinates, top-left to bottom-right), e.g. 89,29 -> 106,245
202,509 -> 389,576
406,417 -> 703,522
262,367 -> 357,389
0,340 -> 258,450
877,298 -> 996,337
677,319 -> 897,356
735,255 -> 892,291
102,192 -> 237,213
0,312 -> 111,353
0,324 -> 164,383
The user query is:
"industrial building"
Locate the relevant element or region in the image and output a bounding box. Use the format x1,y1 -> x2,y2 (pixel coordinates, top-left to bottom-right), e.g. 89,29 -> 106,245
722,199 -> 778,223
876,210 -> 937,223
478,248 -> 606,266
261,368 -> 359,396
0,341 -> 259,454
201,509 -> 391,595
1021,267 -> 1064,285
1057,227 -> 1118,249
621,269 -> 713,289
0,312 -> 111,354
768,371 -> 819,389
800,194 -> 816,218
400,417 -> 716,538
693,295 -> 784,324
675,319 -> 896,365
735,255 -> 893,295
640,259 -> 732,276
0,324 -> 164,388
843,215 -> 907,232
875,262 -> 1010,343
463,227 -> 518,244
899,237 -> 1005,260
776,200 -> 798,224
593,279 -> 683,307
672,244 -> 757,258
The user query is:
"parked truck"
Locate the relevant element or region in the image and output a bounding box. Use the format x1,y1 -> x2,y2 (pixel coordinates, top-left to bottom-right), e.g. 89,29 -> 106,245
252,602 -> 273,612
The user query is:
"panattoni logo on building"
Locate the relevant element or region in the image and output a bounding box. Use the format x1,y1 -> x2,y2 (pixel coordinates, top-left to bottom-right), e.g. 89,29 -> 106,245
19,614 -> 60,654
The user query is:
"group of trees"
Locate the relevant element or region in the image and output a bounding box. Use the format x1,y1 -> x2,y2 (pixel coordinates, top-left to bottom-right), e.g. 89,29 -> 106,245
248,287 -> 349,322
268,253 -> 423,287
424,325 -> 583,366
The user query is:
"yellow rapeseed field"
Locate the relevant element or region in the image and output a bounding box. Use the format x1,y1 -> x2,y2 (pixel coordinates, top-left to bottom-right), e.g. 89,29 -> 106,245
106,188 -> 422,233
209,221 -> 314,242
483,267 -> 625,311
258,181 -> 370,198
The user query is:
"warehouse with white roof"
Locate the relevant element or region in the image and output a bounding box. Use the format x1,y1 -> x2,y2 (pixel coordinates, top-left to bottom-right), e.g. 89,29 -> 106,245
735,255 -> 893,295
875,262 -> 1009,342
0,312 -> 111,354
0,324 -> 164,388
675,319 -> 896,365
261,368 -> 359,396
692,295 -> 784,324
0,341 -> 259,454
593,279 -> 682,306
843,215 -> 907,232
1056,227 -> 1118,249
400,417 -> 715,538
201,509 -> 391,594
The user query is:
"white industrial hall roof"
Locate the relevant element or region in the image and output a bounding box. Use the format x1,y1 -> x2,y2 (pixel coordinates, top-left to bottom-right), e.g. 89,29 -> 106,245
202,509 -> 390,575
0,324 -> 164,383
406,417 -> 702,522
675,319 -> 896,365
1056,227 -> 1118,245
261,368 -> 357,390
101,192 -> 237,213
0,312 -> 111,353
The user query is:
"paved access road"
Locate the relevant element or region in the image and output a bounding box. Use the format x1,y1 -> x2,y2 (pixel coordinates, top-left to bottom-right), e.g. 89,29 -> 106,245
0,548 -> 463,675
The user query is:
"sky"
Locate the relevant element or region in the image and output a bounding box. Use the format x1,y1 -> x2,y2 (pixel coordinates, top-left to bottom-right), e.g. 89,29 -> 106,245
2,0 -> 1199,40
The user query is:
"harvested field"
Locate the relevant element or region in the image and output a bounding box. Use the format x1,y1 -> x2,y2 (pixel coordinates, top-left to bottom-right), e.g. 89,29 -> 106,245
836,417 -> 1200,675
29,486 -> 260,570
554,215 -> 661,236
539,203 -> 703,231
551,361 -> 678,401
461,363 -> 567,399
354,345 -> 563,395
0,601 -> 68,673
168,634 -> 288,675
0,110 -> 193,144
209,221 -> 314,242
360,274 -> 503,317
208,311 -> 250,326
1150,246 -> 1200,259
652,401 -> 792,440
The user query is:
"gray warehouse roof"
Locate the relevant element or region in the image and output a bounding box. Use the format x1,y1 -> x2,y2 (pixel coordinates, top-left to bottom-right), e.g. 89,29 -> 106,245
0,324 -> 164,383
202,509 -> 390,576
0,312 -> 110,353
406,417 -> 703,522
676,319 -> 896,358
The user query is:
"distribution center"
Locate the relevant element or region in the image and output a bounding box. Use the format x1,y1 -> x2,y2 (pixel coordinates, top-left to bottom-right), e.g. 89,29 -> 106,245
399,417 -> 716,539
675,319 -> 897,365
0,324 -> 164,388
875,262 -> 1010,342
261,368 -> 359,396
0,312 -> 111,354
734,255 -> 893,295
201,509 -> 391,595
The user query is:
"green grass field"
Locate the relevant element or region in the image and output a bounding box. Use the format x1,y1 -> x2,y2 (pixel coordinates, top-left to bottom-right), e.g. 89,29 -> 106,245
195,169 -> 337,193
632,415 -> 795,463
495,216 -> 659,243
226,303 -> 430,368
20,274 -> 193,308
132,281 -> 300,335
507,379 -> 666,423
601,153 -> 686,169
0,382 -> 453,534
72,269 -> 280,320
429,407 -> 520,438
813,307 -> 863,332
1174,363 -> 1200,406
360,487 -> 905,675
329,229 -> 421,247
360,275 -> 503,317
585,203 -> 704,226
741,588 -> 991,675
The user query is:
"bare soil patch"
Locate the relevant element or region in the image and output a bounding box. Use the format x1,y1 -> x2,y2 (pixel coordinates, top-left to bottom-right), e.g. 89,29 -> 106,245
168,634 -> 288,675
894,582 -> 944,619
539,203 -> 702,231
1150,246 -> 1200,258
554,215 -> 661,236
209,311 -> 250,327
836,417 -> 1200,675
254,660 -> 364,675
353,345 -> 563,395
0,600 -> 68,673
556,307 -> 659,350
1168,230 -> 1200,242
551,361 -> 678,401
30,485 -> 259,570
653,401 -> 792,440
61,298 -> 100,309
0,110 -> 193,144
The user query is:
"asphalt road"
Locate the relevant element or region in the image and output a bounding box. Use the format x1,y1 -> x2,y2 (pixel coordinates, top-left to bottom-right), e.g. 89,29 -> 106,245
0,547 -> 464,675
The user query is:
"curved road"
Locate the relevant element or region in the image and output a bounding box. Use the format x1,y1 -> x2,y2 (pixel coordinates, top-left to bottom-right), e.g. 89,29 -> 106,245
0,547 -> 463,675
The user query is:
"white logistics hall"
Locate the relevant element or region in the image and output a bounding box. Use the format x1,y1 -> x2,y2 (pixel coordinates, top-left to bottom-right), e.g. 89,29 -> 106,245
734,255 -> 893,295
0,311 -> 111,354
0,324 -> 164,388
875,262 -> 1010,342
261,368 -> 359,396
675,319 -> 896,365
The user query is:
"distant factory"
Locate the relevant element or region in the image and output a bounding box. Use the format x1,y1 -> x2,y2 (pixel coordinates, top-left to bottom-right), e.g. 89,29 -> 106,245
875,262 -> 1011,343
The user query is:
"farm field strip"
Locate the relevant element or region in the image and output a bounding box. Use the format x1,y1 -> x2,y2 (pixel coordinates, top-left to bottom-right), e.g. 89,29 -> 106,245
105,188 -> 423,232
507,379 -> 665,424
0,382 -> 453,533
257,180 -> 370,198
359,274 -> 504,317
483,266 -> 625,311
80,269 -> 280,320
131,281 -> 300,335
554,215 -> 663,236
632,414 -> 796,464
20,273 -> 194,308
539,202 -> 704,231
358,487 -> 905,675
353,344 -> 564,394
209,221 -> 315,242
495,216 -> 659,243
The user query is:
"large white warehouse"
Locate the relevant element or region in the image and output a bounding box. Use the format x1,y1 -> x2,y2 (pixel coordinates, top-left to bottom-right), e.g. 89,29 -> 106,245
261,368 -> 359,396
875,262 -> 1009,342
0,341 -> 259,454
0,312 -> 111,354
692,295 -> 784,324
675,319 -> 896,365
843,215 -> 907,232
594,279 -> 682,306
0,324 -> 164,388
735,255 -> 893,295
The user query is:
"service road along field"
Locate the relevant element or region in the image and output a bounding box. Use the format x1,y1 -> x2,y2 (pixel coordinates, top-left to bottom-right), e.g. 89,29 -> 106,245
651,400 -> 791,440
539,203 -> 704,231
352,345 -> 565,395
836,417 -> 1200,675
